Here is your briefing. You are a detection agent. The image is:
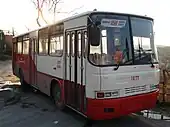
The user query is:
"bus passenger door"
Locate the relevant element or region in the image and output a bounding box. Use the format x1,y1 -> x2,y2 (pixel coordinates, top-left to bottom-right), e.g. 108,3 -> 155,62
76,30 -> 87,112
65,32 -> 70,105
65,31 -> 75,107
30,38 -> 38,88
80,30 -> 87,112
65,30 -> 86,111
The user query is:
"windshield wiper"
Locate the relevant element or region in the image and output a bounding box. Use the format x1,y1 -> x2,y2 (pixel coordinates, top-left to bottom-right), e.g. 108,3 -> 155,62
139,47 -> 155,68
122,47 -> 155,67
114,64 -> 120,71
136,39 -> 155,67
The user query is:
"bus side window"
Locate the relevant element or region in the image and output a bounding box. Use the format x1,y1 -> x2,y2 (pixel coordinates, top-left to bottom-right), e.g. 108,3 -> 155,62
22,35 -> 29,55
17,41 -> 22,54
32,39 -> 37,53
23,40 -> 29,54
38,28 -> 48,55
39,38 -> 48,55
49,35 -> 63,56
59,36 -> 63,55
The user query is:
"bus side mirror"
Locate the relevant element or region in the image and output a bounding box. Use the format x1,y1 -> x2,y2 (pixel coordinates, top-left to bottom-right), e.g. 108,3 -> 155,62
89,26 -> 101,46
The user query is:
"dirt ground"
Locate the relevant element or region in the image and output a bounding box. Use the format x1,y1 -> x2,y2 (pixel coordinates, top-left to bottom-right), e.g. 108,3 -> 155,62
0,60 -> 19,83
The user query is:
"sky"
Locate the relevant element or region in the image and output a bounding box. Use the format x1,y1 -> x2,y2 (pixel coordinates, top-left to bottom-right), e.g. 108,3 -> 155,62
0,0 -> 169,46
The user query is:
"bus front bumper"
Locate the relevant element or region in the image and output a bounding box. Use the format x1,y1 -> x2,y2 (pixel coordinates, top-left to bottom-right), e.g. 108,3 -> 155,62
86,90 -> 159,120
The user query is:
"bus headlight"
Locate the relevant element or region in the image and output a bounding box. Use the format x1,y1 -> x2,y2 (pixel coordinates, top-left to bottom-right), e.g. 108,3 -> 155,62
96,90 -> 120,99
111,91 -> 119,96
105,92 -> 112,97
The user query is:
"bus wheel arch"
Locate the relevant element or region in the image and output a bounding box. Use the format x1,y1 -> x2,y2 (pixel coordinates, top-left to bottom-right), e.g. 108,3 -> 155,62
50,79 -> 65,110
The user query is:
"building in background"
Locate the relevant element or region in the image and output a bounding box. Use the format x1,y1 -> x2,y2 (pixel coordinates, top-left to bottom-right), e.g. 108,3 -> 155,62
0,29 -> 13,55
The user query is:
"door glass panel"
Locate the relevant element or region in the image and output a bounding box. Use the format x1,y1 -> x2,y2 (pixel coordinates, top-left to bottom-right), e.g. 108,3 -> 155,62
67,34 -> 70,56
71,33 -> 75,56
78,33 -> 81,57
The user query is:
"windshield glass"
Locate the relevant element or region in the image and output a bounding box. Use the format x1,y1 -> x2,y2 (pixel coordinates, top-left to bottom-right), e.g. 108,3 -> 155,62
131,17 -> 158,64
89,15 -> 133,66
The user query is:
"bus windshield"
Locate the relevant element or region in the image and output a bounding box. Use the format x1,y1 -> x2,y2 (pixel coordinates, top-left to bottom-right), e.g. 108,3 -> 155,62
131,17 -> 158,64
89,15 -> 132,66
88,14 -> 158,66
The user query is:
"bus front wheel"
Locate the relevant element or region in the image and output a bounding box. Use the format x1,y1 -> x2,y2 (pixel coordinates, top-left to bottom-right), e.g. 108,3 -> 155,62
52,83 -> 65,110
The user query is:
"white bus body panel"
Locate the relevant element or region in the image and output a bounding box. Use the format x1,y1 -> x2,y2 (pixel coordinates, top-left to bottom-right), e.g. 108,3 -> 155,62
100,65 -> 160,94
85,64 -> 160,99
85,62 -> 101,98
35,15 -> 88,94
36,56 -> 64,78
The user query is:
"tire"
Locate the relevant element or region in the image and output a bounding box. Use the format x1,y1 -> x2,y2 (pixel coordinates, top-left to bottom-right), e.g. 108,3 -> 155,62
19,70 -> 29,92
52,83 -> 65,110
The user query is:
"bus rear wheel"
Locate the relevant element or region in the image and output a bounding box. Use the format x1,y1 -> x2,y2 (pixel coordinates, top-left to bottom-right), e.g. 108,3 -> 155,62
52,83 -> 65,110
19,70 -> 29,92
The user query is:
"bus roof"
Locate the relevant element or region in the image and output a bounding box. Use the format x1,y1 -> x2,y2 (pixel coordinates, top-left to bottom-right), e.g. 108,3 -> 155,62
13,11 -> 153,38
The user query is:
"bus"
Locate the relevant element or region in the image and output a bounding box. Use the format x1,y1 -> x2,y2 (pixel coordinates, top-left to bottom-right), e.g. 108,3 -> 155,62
12,11 -> 160,120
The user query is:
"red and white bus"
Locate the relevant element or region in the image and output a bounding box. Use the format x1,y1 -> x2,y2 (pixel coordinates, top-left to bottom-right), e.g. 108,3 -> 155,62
12,11 -> 160,120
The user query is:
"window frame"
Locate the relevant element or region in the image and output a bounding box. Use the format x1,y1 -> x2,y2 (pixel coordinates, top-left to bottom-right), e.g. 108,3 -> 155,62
13,43 -> 17,53
48,23 -> 64,57
13,38 -> 17,53
66,29 -> 87,58
22,34 -> 29,55
49,34 -> 64,57
66,33 -> 70,57
83,31 -> 87,58
32,38 -> 38,54
16,36 -> 23,54
77,31 -> 82,58
71,32 -> 75,57
38,28 -> 49,56
17,41 -> 22,54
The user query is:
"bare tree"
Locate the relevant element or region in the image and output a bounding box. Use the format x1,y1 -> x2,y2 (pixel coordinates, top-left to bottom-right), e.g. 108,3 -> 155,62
31,0 -> 63,27
48,0 -> 62,22
31,0 -> 49,27
25,25 -> 30,31
32,0 -> 84,26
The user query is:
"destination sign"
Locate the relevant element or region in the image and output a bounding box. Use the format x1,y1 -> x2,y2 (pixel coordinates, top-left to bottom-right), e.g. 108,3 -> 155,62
101,19 -> 126,28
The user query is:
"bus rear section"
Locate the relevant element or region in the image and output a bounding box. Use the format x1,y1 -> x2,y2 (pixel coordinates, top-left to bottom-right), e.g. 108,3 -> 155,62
85,12 -> 160,120
12,35 -> 31,84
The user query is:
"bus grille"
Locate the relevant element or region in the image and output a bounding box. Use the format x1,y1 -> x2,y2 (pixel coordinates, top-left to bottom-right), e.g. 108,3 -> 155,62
125,85 -> 147,94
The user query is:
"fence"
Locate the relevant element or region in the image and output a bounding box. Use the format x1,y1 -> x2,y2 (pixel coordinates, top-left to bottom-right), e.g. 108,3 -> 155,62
158,69 -> 170,103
